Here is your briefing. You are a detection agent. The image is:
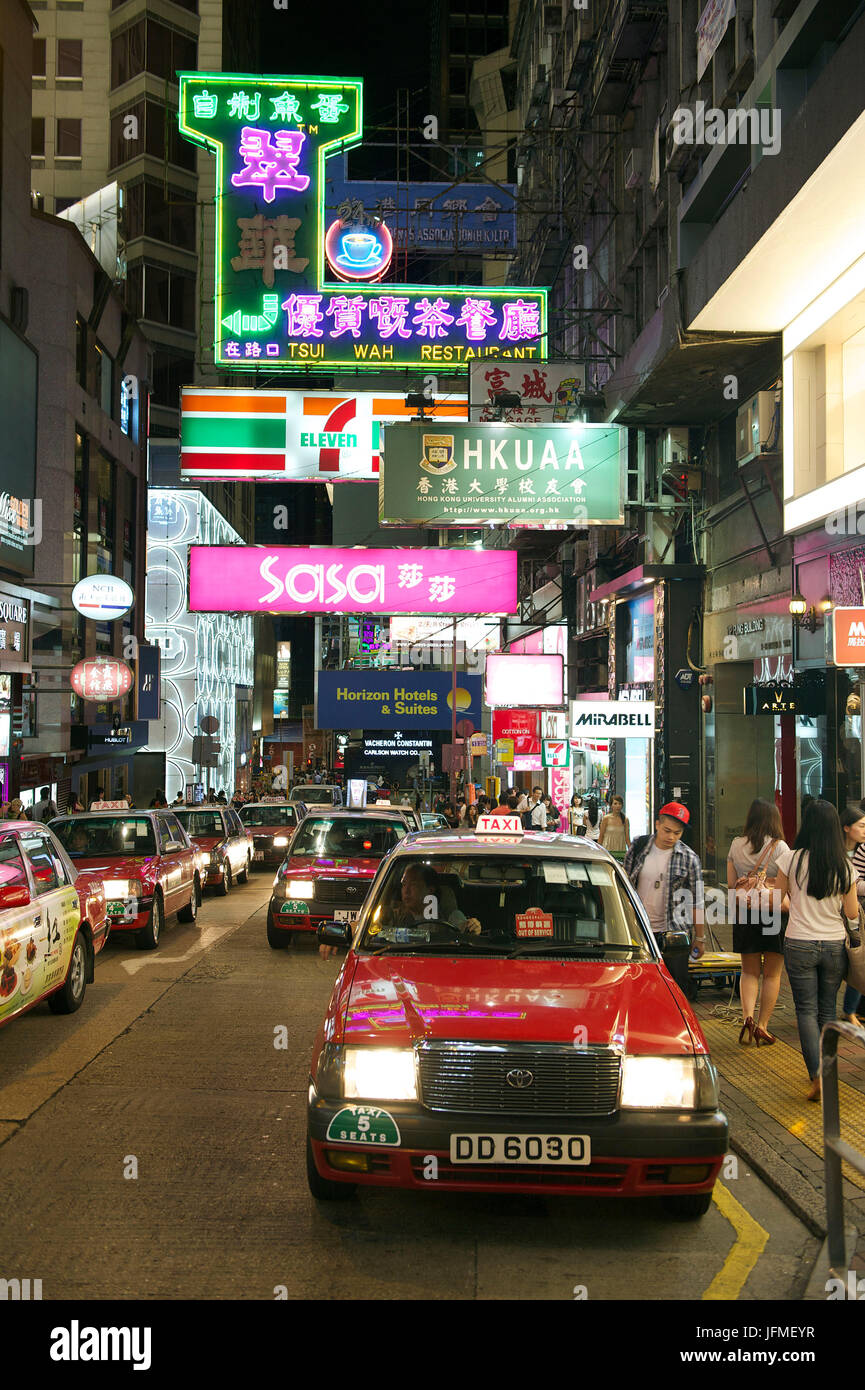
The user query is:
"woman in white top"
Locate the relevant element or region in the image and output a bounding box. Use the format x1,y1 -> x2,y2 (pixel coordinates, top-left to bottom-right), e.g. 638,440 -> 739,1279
839,803 -> 865,1023
773,800 -> 858,1101
583,799 -> 601,842
726,798 -> 789,1046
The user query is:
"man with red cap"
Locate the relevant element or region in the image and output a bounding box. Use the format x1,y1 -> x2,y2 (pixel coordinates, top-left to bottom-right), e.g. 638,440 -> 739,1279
623,801 -> 705,994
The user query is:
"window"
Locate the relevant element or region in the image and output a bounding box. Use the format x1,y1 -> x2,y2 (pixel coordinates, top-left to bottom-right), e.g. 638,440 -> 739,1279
151,349 -> 194,407
157,816 -> 176,852
75,317 -> 87,389
124,179 -> 195,249
143,264 -> 195,331
31,117 -> 45,157
0,838 -> 30,893
56,118 -> 82,157
32,38 -> 46,76
110,19 -> 195,89
20,834 -> 62,894
57,39 -> 83,78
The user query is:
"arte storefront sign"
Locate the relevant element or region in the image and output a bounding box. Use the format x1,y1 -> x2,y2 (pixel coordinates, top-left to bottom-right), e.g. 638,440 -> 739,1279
316,671 -> 482,731
179,388 -> 466,481
570,699 -> 656,738
325,159 -> 517,253
379,424 -> 625,527
188,547 -> 518,617
743,683 -> 823,716
469,361 -> 589,422
177,73 -> 546,370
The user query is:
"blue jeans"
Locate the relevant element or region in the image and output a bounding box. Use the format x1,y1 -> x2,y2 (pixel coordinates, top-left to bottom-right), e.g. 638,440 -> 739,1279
783,939 -> 847,1079
843,984 -> 862,1016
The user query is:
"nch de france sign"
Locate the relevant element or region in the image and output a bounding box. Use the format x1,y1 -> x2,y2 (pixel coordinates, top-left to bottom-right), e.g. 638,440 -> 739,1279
177,73 -> 546,371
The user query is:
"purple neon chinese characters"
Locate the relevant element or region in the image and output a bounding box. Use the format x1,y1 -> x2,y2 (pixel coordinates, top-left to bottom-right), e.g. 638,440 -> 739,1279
231,128 -> 310,204
282,293 -> 324,337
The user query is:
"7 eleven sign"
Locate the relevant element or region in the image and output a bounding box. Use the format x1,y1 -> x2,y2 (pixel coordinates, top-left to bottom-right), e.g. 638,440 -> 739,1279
542,738 -> 570,768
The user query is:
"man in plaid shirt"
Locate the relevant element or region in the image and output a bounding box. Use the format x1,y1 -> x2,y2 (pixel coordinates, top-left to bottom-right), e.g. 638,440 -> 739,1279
623,801 -> 704,993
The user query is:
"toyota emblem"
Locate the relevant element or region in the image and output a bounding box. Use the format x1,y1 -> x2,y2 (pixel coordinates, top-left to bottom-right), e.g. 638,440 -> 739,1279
506,1068 -> 534,1089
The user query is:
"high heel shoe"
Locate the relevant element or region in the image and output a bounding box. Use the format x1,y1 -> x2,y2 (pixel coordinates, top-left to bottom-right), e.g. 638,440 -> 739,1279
738,1016 -> 755,1045
754,1025 -> 776,1046
806,1077 -> 822,1102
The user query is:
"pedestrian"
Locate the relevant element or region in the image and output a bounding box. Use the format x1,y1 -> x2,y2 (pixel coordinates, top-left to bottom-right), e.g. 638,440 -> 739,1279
599,794 -> 631,852
31,785 -> 58,823
217,790 -> 227,804
89,786 -> 105,810
726,798 -> 790,1046
444,801 -> 459,829
506,793 -> 519,813
584,799 -> 601,842
839,803 -> 865,1023
514,788 -> 529,817
466,801 -> 479,829
67,794 -> 84,814
544,795 -> 560,831
149,789 -> 168,809
569,793 -> 586,835
5,796 -> 24,820
772,799 -> 858,1102
124,792 -> 134,809
623,802 -> 704,995
528,787 -> 547,830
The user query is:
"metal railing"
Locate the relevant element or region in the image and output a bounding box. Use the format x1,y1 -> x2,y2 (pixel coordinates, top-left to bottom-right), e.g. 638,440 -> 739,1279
821,1019 -> 865,1271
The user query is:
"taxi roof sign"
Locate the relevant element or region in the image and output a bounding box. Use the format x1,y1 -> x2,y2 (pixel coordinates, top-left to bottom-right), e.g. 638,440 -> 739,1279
476,814 -> 523,834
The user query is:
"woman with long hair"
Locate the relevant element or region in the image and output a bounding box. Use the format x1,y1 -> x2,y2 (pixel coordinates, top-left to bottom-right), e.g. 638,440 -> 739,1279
569,793 -> 585,835
599,793 -> 630,851
839,803 -> 865,1023
773,800 -> 858,1101
727,798 -> 789,1046
584,798 -> 600,842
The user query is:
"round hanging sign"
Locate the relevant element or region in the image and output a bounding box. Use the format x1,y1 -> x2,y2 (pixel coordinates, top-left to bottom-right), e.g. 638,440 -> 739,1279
70,658 -> 134,702
71,575 -> 134,622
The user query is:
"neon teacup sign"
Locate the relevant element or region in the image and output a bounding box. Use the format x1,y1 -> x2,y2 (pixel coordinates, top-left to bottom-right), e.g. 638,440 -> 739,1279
325,219 -> 393,282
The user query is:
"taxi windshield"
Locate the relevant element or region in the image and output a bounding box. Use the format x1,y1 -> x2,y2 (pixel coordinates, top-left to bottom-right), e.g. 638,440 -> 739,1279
240,805 -> 297,828
359,854 -> 650,957
290,817 -> 407,858
53,816 -> 157,858
173,810 -> 225,836
293,788 -> 337,805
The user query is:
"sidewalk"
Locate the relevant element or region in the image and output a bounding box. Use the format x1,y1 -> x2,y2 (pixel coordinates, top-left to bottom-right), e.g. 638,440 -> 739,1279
690,920 -> 865,1274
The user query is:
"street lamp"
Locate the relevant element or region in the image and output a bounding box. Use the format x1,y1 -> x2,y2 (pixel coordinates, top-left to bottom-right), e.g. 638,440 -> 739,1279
789,594 -> 833,633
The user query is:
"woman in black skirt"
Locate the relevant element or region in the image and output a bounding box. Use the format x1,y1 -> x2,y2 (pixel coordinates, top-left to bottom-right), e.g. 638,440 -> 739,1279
726,798 -> 790,1046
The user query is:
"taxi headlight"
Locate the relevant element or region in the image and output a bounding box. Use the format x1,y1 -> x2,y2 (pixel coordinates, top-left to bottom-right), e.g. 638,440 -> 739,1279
273,835 -> 289,847
620,1055 -> 719,1111
343,1048 -> 418,1101
108,880 -> 143,899
287,879 -> 314,899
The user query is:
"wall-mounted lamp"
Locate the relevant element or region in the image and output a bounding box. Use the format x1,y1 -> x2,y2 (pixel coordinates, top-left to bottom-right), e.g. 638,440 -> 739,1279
789,594 -> 833,633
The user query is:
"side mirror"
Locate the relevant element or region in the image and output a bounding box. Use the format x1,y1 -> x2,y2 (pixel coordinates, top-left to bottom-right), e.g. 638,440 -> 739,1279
0,882 -> 30,908
317,921 -> 352,948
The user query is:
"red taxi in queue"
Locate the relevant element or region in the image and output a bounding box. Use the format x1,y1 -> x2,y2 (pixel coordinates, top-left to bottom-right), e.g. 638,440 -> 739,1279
0,822 -> 108,1028
307,814 -> 728,1217
172,805 -> 252,894
267,810 -> 410,950
239,798 -> 306,871
50,810 -> 201,950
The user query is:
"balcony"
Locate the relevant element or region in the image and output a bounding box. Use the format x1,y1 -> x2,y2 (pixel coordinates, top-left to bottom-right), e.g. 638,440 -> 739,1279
588,0 -> 665,115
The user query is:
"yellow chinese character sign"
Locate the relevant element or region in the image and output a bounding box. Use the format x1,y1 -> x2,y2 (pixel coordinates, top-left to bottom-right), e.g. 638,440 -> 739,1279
178,73 -> 547,371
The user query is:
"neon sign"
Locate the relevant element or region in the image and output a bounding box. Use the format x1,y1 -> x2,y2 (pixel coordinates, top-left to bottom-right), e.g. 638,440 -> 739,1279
177,73 -> 547,371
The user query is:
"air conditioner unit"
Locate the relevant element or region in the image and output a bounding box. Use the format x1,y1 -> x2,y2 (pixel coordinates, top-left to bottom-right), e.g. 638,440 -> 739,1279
736,391 -> 779,462
624,149 -> 642,190
665,115 -> 690,174
661,427 -> 689,469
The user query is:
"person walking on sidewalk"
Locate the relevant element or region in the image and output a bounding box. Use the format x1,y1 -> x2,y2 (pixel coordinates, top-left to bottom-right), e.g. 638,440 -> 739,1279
727,798 -> 790,1047
772,800 -> 858,1102
584,799 -> 601,842
840,803 -> 865,1024
623,802 -> 704,995
599,794 -> 631,853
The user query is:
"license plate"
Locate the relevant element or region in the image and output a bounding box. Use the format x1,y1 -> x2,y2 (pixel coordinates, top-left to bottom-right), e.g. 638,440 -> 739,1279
254,851 -> 264,861
449,1134 -> 591,1165
334,909 -> 359,923
281,900 -> 311,914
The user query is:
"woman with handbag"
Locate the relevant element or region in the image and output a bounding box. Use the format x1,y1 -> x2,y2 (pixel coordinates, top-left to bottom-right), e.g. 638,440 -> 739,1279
727,798 -> 789,1046
839,804 -> 865,1023
773,800 -> 858,1101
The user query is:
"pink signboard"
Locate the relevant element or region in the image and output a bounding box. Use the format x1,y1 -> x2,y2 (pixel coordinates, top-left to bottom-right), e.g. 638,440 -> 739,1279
550,764 -> 573,827
485,653 -> 564,709
188,546 -> 517,616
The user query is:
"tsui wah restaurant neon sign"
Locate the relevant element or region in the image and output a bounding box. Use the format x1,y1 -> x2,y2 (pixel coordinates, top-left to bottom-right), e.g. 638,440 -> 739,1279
177,73 -> 547,370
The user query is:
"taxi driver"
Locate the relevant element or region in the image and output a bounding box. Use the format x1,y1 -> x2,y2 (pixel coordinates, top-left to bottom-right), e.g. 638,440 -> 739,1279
394,863 -> 481,936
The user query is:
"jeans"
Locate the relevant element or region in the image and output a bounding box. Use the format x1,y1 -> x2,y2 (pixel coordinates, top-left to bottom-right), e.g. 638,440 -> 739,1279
843,984 -> 862,1016
783,939 -> 848,1079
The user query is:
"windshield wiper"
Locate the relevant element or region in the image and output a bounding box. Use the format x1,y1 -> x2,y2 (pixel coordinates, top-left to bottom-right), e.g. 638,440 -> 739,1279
506,941 -> 639,959
363,941 -> 509,956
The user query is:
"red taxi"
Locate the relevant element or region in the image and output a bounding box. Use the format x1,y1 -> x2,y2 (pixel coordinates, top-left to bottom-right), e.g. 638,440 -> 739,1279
50,810 -> 201,950
172,805 -> 252,894
267,810 -> 409,950
239,798 -> 306,870
307,815 -> 728,1217
0,822 -> 107,1028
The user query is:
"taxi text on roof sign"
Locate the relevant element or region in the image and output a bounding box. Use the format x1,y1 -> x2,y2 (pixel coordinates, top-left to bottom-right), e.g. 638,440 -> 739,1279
177,73 -> 546,371
476,814 -> 523,834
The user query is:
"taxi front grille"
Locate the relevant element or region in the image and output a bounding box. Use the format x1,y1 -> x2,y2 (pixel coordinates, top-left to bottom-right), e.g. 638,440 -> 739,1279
417,1043 -> 621,1116
314,878 -> 370,907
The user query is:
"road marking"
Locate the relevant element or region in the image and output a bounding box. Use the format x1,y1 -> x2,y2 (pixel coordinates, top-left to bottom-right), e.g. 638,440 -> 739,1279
702,1180 -> 769,1301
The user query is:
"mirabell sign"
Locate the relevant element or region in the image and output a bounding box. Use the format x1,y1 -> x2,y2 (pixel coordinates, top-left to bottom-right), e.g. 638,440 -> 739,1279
177,73 -> 547,371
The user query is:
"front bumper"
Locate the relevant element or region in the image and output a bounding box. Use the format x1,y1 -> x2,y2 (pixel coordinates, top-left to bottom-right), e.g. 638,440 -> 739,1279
104,895 -> 154,934
308,1087 -> 728,1196
268,902 -> 336,935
